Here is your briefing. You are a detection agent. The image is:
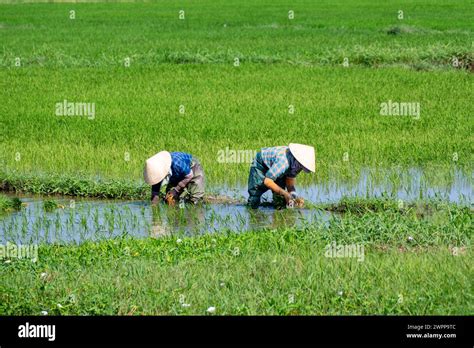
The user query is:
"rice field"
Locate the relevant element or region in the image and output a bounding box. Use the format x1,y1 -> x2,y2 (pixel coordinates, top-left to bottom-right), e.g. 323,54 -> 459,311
0,0 -> 472,69
1,65 -> 472,187
0,0 -> 472,315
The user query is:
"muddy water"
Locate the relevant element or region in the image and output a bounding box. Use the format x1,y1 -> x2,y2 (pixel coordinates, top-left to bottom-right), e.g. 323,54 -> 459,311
1,168 -> 471,244
0,197 -> 330,245
214,168 -> 473,205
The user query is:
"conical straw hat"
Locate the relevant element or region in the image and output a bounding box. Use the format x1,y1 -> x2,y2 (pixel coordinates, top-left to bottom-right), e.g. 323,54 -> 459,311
143,151 -> 172,185
288,143 -> 315,173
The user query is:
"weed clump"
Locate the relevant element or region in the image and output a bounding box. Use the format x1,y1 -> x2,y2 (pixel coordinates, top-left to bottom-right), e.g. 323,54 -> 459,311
0,195 -> 23,213
43,199 -> 59,212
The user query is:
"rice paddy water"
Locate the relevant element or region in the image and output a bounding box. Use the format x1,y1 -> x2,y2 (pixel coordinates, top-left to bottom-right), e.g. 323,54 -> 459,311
0,197 -> 331,244
1,168 -> 471,245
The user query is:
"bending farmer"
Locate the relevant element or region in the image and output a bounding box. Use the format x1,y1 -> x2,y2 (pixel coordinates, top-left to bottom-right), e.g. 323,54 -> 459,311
144,151 -> 205,205
247,143 -> 315,208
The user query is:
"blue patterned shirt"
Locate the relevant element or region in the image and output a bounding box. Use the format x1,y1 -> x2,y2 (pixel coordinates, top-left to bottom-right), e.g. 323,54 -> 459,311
151,152 -> 193,197
261,146 -> 304,180
169,152 -> 193,184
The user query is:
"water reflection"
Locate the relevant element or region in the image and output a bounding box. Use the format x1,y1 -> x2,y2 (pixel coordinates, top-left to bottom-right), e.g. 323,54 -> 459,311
1,167 -> 471,245
214,167 -> 473,204
0,198 -> 329,245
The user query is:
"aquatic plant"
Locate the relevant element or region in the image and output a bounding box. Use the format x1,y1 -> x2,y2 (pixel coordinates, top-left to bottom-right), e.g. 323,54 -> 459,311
43,199 -> 59,212
0,195 -> 23,213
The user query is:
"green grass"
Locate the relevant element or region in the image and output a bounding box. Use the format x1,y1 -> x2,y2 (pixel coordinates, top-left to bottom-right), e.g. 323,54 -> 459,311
0,194 -> 22,213
1,66 -> 472,188
0,170 -> 147,198
0,1 -> 472,69
1,221 -> 471,315
0,0 -> 472,192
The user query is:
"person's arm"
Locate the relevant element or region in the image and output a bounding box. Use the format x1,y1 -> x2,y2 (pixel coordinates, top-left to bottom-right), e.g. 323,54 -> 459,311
285,177 -> 296,195
165,171 -> 193,205
173,170 -> 193,194
263,177 -> 291,203
264,157 -> 292,202
151,182 -> 162,203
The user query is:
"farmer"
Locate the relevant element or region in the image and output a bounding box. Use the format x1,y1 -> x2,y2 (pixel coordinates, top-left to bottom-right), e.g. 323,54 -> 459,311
247,143 -> 315,209
143,151 -> 205,205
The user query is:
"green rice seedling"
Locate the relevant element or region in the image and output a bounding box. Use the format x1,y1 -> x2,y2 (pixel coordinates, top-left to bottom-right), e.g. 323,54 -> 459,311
0,196 -> 23,213
1,63 -> 472,192
1,1 -> 472,69
0,195 -> 11,213
43,199 -> 59,212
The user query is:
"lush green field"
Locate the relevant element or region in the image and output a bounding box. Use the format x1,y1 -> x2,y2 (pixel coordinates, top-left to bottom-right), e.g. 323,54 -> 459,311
1,66 -> 472,188
0,1 -> 472,315
0,0 -> 472,68
1,0 -> 473,190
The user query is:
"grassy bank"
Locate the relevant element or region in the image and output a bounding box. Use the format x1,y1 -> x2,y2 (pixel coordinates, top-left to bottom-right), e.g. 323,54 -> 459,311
0,194 -> 22,213
1,230 -> 471,315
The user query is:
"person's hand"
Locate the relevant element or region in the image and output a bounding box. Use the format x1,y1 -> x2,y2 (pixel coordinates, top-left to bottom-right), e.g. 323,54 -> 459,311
151,195 -> 160,205
294,197 -> 305,208
165,189 -> 179,206
288,192 -> 304,208
283,191 -> 293,204
165,193 -> 176,206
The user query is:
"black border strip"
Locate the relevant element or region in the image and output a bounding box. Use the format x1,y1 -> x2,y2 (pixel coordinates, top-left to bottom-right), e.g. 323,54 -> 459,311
0,316 -> 472,346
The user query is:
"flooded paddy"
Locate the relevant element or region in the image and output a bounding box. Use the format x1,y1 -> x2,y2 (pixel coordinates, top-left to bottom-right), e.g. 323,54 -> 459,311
0,168 -> 471,245
214,168 -> 473,205
0,197 -> 330,245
